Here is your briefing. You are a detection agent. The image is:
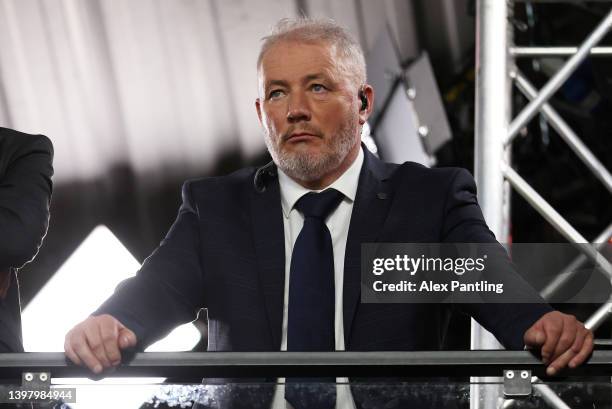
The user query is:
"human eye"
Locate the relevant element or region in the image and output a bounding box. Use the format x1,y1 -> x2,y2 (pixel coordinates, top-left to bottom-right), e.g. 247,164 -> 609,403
311,83 -> 328,93
268,89 -> 285,100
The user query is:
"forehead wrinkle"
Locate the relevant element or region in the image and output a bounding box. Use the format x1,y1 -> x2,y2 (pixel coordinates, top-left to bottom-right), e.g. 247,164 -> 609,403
257,40 -> 355,96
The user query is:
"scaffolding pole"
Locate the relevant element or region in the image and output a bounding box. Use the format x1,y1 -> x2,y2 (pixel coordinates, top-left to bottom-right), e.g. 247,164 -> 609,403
476,2 -> 612,409
506,8 -> 612,144
513,72 -> 612,193
511,46 -> 612,57
473,0 -> 509,407
503,164 -> 612,276
540,223 -> 612,301
474,0 -> 508,345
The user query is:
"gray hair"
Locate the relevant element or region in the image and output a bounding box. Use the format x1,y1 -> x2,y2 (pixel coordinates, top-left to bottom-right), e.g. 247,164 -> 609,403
257,17 -> 366,88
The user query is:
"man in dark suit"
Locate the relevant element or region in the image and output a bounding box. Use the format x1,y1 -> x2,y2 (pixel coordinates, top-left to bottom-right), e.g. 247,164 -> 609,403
0,127 -> 53,352
64,17 -> 592,405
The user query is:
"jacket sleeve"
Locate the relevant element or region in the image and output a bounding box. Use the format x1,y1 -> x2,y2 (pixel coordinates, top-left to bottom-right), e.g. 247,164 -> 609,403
0,133 -> 53,271
441,168 -> 553,350
94,181 -> 205,348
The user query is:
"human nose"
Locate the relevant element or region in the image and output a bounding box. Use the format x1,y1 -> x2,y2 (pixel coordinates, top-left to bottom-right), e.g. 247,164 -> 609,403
286,92 -> 311,123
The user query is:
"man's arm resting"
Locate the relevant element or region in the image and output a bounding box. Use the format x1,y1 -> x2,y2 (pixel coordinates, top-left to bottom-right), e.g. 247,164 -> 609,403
64,314 -> 137,374
524,311 -> 594,376
65,180 -> 205,372
440,168 -> 594,372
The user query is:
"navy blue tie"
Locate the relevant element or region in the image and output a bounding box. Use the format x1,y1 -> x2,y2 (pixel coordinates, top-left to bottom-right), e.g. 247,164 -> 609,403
285,188 -> 344,409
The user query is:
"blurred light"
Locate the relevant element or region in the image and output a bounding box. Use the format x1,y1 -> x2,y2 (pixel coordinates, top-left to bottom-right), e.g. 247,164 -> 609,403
22,225 -> 202,408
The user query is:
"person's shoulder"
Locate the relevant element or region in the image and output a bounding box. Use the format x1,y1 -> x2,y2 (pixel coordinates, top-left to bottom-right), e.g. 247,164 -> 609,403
0,127 -> 53,156
181,166 -> 258,194
177,166 -> 261,213
393,160 -> 474,185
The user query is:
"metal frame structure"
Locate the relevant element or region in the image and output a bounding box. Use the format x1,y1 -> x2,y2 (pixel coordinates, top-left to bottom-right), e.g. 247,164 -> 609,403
3,351 -> 612,407
2,351 -> 612,408
475,1 -> 612,408
2,350 -> 612,378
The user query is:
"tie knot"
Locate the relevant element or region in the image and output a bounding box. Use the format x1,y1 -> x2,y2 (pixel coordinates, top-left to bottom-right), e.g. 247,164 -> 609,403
295,189 -> 344,220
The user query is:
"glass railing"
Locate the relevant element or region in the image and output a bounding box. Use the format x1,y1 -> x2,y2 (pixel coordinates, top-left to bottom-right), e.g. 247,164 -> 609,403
0,350 -> 610,408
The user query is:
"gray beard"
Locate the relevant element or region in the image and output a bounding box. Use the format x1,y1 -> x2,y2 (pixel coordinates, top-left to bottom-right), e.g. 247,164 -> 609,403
264,121 -> 358,183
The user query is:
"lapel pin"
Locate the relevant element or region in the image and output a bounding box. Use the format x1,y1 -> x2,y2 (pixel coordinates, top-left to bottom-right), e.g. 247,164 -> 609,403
377,192 -> 388,200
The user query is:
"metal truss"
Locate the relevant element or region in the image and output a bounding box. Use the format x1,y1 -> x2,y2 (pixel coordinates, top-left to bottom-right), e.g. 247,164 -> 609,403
474,1 -> 612,408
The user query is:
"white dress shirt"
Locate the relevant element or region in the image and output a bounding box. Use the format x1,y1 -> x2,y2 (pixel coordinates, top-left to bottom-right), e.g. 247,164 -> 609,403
270,147 -> 364,409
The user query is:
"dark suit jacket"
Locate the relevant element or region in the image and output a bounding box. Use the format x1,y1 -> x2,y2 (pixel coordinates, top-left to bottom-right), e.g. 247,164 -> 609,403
0,127 -> 53,353
97,148 -> 551,407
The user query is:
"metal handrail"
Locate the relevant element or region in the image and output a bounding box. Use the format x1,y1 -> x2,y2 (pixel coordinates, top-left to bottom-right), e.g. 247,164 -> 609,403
1,351 -> 611,379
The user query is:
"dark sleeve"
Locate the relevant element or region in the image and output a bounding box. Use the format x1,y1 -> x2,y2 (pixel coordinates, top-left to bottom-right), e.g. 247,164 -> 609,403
94,181 -> 205,348
441,168 -> 553,350
0,133 -> 53,271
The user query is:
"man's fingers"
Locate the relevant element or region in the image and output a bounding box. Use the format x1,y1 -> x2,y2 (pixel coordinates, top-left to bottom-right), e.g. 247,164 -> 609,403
118,327 -> 137,349
63,338 -> 82,367
99,318 -> 122,365
546,347 -> 574,376
540,320 -> 563,363
86,325 -> 113,369
551,318 -> 578,362
523,328 -> 545,348
569,331 -> 594,368
64,315 -> 136,374
524,311 -> 593,375
569,323 -> 586,354
547,330 -> 593,375
71,332 -> 104,374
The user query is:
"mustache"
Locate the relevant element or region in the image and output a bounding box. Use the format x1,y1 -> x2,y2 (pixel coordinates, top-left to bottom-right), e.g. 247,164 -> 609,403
282,125 -> 323,142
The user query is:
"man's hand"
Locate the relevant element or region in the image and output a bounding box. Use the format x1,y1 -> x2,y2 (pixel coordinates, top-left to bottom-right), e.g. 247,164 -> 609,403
64,314 -> 137,374
524,311 -> 593,376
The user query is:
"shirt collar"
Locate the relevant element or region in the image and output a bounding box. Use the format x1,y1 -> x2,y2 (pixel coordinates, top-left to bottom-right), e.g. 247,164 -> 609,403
278,146 -> 364,218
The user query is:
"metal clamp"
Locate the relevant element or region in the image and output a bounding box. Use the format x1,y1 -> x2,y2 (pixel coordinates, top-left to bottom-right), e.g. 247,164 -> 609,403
503,369 -> 531,397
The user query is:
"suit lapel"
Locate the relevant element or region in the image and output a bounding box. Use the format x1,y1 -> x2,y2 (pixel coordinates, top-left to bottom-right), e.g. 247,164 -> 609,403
343,149 -> 395,348
251,168 -> 285,350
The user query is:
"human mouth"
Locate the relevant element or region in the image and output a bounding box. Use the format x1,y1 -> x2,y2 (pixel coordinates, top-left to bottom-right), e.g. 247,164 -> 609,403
285,131 -> 321,143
